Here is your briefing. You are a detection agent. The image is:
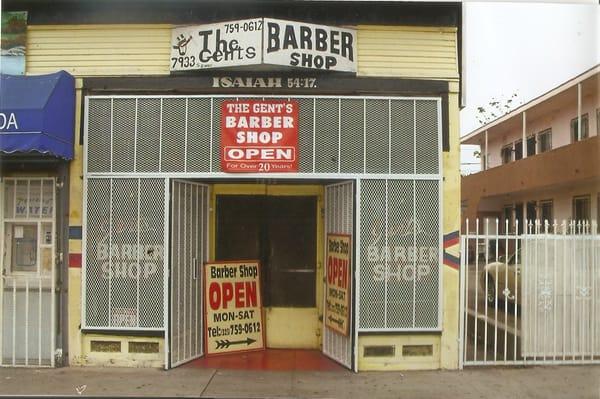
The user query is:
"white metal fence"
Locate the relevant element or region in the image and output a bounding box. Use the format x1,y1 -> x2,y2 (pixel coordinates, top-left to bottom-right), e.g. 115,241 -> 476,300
460,219 -> 600,367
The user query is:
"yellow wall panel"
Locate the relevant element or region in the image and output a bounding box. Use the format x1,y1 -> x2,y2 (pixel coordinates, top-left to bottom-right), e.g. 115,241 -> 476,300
26,25 -> 171,76
26,24 -> 458,80
357,25 -> 458,80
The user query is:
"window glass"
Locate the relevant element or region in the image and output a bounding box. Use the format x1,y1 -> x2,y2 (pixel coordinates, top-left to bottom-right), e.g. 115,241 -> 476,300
571,114 -> 589,142
42,180 -> 55,218
572,195 -> 591,221
14,180 -> 28,218
11,223 -> 38,273
4,180 -> 15,218
501,146 -> 512,164
514,140 -> 523,160
538,129 -> 552,153
540,200 -> 553,222
526,135 -> 536,156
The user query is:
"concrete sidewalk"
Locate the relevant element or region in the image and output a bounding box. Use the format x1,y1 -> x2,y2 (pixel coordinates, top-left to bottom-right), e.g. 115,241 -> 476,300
0,365 -> 599,398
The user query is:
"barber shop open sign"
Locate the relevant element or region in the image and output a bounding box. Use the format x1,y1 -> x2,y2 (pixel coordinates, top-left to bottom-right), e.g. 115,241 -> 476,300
204,260 -> 265,355
221,100 -> 298,173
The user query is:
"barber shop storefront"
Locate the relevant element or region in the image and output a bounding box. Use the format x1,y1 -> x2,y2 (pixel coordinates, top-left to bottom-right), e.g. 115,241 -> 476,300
0,71 -> 75,366
2,0 -> 462,372
77,15 -> 457,372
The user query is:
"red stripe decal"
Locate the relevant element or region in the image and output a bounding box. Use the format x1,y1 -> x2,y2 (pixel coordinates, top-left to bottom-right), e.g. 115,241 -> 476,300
69,253 -> 82,268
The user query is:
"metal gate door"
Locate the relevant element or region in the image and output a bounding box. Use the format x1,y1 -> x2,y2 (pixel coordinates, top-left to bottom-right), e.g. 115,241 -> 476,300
1,178 -> 57,367
323,181 -> 354,370
169,180 -> 208,368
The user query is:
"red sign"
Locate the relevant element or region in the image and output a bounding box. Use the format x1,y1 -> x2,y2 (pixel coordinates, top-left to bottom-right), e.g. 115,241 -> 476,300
221,100 -> 298,173
204,260 -> 265,355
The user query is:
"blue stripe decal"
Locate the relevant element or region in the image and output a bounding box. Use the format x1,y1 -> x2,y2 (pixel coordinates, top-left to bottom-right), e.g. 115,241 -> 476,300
69,226 -> 82,240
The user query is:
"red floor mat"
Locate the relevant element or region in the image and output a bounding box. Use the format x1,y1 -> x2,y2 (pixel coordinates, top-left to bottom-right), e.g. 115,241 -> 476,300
183,349 -> 347,371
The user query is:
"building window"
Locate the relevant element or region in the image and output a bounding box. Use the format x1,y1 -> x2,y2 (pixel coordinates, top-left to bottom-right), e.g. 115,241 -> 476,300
501,145 -> 512,164
538,129 -> 552,153
539,200 -> 553,223
571,114 -> 589,142
514,140 -> 523,160
526,201 -> 537,223
572,195 -> 591,221
526,135 -> 536,156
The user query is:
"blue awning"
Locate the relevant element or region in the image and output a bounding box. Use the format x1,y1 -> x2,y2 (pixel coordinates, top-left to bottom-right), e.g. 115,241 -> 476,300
0,71 -> 75,160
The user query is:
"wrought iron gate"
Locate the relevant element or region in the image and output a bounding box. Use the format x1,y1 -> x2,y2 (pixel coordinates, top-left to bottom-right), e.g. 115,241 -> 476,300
460,219 -> 600,367
169,180 -> 208,368
323,181 -> 355,370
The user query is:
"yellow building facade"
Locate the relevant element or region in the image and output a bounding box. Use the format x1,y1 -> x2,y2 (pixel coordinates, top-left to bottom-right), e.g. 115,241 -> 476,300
2,1 -> 462,371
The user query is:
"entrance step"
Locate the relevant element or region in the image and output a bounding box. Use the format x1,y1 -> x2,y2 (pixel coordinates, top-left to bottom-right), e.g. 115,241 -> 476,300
183,349 -> 346,371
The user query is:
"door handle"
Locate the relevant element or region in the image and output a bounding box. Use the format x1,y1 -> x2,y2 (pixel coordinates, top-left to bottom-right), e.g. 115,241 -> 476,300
192,258 -> 199,280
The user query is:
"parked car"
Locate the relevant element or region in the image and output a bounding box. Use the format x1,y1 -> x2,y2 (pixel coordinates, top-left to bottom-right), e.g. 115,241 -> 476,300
480,248 -> 521,306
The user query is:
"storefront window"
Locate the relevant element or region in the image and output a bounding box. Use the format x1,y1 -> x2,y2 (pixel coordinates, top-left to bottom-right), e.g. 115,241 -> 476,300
12,224 -> 38,272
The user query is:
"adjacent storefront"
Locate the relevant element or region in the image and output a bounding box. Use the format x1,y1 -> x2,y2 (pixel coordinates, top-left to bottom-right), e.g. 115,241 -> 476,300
0,71 -> 75,366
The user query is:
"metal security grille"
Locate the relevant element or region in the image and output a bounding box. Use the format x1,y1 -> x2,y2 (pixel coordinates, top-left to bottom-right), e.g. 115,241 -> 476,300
1,178 -> 57,367
323,181 -> 354,370
85,96 -> 440,177
84,95 -> 442,334
359,180 -> 441,330
83,178 -> 165,330
170,181 -> 207,367
460,219 -> 600,367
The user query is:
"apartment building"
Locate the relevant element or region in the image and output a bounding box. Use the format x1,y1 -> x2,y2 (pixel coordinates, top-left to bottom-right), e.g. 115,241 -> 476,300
461,65 -> 599,233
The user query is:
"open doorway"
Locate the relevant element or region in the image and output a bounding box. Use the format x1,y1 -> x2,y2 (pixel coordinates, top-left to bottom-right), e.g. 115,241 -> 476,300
168,181 -> 355,371
213,184 -> 321,349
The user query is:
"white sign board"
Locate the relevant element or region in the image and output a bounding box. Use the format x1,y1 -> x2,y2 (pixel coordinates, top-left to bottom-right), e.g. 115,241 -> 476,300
171,18 -> 263,71
170,18 -> 357,73
263,18 -> 356,72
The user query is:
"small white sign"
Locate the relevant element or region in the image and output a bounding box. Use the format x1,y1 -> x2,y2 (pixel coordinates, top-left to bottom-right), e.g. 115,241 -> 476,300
263,18 -> 356,72
14,225 -> 24,239
171,18 -> 263,71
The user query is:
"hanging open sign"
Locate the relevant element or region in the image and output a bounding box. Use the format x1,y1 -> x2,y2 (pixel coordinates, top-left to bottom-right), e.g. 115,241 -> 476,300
221,100 -> 299,173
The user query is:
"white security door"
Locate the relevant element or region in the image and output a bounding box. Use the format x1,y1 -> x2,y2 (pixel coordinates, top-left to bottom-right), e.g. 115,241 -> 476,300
169,180 -> 209,367
1,178 -> 57,367
323,181 -> 354,370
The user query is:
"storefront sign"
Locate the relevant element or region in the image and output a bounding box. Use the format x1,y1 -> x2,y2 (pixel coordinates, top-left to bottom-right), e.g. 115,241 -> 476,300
204,261 -> 265,355
170,18 -> 356,73
221,100 -> 298,173
212,76 -> 318,89
366,217 -> 437,282
325,234 -> 351,336
171,18 -> 262,70
263,18 -> 356,72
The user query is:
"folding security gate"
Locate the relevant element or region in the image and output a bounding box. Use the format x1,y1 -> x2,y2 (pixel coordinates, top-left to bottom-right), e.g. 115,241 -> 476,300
323,181 -> 355,370
1,178 -> 57,367
169,180 -> 209,368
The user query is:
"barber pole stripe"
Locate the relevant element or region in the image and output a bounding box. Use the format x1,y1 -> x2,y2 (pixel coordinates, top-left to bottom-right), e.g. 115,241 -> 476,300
443,251 -> 459,270
443,230 -> 460,249
69,253 -> 82,268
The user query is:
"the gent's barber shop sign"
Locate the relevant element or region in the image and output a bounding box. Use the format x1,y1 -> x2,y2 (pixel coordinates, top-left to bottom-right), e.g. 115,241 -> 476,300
170,18 -> 356,72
